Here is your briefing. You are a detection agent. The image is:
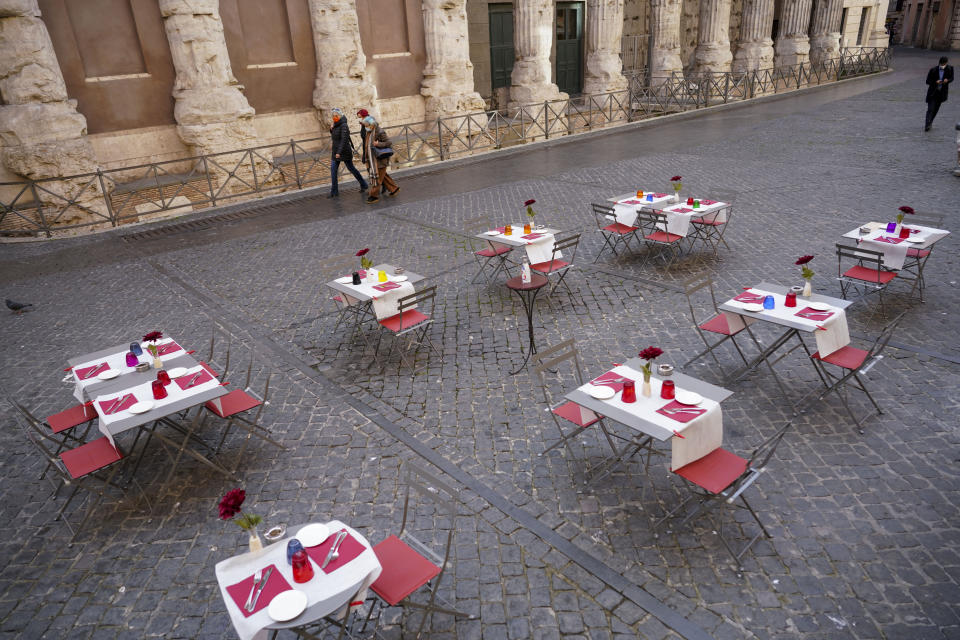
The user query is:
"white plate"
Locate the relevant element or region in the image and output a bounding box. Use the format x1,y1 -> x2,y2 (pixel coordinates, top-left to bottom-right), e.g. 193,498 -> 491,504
675,391 -> 703,406
905,237 -> 924,244
129,400 -> 154,414
335,276 -> 353,284
484,230 -> 500,236
741,303 -> 764,313
296,523 -> 330,548
585,384 -> 615,400
268,589 -> 308,622
97,369 -> 120,380
392,275 -> 409,282
807,302 -> 832,311
166,367 -> 188,379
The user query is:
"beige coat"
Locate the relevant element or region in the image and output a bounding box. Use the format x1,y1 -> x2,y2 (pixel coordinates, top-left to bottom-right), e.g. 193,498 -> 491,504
364,125 -> 393,172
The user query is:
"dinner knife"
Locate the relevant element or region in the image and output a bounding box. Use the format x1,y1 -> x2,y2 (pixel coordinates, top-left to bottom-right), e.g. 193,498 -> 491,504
185,372 -> 202,388
321,531 -> 347,569
106,394 -> 129,415
247,566 -> 273,612
83,363 -> 105,380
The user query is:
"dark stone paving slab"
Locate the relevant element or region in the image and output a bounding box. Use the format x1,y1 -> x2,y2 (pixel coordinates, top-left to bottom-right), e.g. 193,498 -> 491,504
1,48 -> 959,639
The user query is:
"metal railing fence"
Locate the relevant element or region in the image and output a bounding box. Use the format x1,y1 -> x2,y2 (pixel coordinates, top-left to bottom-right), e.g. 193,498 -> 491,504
0,48 -> 889,238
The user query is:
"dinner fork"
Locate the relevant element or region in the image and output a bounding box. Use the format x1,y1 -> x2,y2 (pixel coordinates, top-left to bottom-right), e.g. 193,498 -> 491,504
82,363 -> 106,380
106,394 -> 130,415
664,407 -> 705,415
244,568 -> 263,611
184,372 -> 203,389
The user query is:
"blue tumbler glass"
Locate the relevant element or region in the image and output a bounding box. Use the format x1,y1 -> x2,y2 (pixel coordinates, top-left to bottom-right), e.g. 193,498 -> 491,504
130,342 -> 143,356
763,295 -> 775,310
286,539 -> 304,565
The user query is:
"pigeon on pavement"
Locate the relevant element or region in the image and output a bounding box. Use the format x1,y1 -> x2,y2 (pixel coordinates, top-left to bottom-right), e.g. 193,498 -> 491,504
5,299 -> 33,314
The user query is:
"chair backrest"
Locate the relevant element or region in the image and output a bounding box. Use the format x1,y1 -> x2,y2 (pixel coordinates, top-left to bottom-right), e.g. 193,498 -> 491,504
531,338 -> 586,408
550,232 -> 580,263
836,243 -> 885,275
208,323 -> 232,381
864,310 -> 908,363
10,401 -> 74,481
397,285 -> 436,316
681,276 -> 720,325
745,421 -> 794,472
591,203 -> 615,228
399,463 -> 456,567
636,209 -> 668,235
909,212 -> 944,228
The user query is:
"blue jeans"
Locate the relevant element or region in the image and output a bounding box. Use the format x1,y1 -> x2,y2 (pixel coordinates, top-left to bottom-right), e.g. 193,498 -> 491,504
330,157 -> 368,194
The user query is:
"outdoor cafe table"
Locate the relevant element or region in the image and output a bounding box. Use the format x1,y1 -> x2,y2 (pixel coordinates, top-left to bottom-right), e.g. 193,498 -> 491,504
215,520 -> 382,640
841,221 -> 950,270
68,337 -> 194,402
473,225 -> 562,265
718,281 -> 853,407
565,357 -> 733,471
324,263 -> 425,322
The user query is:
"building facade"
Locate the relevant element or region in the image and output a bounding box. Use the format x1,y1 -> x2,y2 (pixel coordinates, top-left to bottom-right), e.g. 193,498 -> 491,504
890,0 -> 960,49
0,0 -> 887,192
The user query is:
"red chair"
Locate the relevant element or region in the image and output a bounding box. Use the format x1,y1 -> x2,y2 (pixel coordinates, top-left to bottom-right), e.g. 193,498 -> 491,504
12,402 -> 96,480
636,209 -> 684,268
654,422 -> 793,575
465,215 -> 516,283
689,202 -> 733,258
374,286 -> 441,369
681,277 -> 752,379
530,233 -> 580,297
836,243 -> 898,315
367,464 -> 473,638
592,203 -> 638,262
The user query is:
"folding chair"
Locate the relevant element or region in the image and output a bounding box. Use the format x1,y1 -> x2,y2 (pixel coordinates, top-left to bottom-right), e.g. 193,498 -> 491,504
366,464 -> 473,638
680,277 -> 752,379
532,339 -> 659,483
807,311 -> 905,433
375,286 -> 442,369
201,323 -> 232,379
204,354 -> 284,473
320,254 -> 374,335
654,421 -> 794,574
635,209 -> 684,268
530,232 -> 579,297
464,215 -> 515,283
898,213 -> 944,303
836,243 -> 898,315
688,202 -> 733,258
15,406 -> 146,543
591,203 -> 638,263
11,401 -> 97,480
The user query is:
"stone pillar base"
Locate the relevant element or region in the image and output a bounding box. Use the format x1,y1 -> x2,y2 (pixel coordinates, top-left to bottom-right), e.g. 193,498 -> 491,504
650,50 -> 684,86
774,36 -> 810,67
582,57 -> 629,95
695,44 -> 733,73
809,34 -> 841,65
732,39 -> 775,72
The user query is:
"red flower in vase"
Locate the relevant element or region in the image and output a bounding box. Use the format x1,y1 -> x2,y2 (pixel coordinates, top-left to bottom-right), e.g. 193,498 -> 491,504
355,248 -> 369,257
795,255 -> 814,265
898,206 -> 914,215
142,331 -> 163,343
524,199 -> 536,207
639,346 -> 664,361
218,488 -> 245,520
669,176 -> 682,182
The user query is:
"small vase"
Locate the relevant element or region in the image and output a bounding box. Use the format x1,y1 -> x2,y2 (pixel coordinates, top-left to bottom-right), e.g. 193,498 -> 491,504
641,375 -> 652,398
802,280 -> 812,298
153,357 -> 163,369
674,191 -> 681,203
248,526 -> 263,553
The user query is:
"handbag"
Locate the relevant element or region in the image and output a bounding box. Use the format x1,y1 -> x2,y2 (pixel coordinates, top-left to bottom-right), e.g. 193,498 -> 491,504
373,145 -> 394,159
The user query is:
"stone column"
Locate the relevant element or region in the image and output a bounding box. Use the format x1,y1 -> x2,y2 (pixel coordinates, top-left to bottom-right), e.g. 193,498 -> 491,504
307,0 -> 377,126
808,0 -> 843,65
732,0 -> 775,71
0,0 -> 107,227
159,0 -> 260,156
650,0 -> 684,84
583,0 -> 628,95
774,0 -> 813,67
694,0 -> 733,73
420,0 -> 486,121
508,0 -> 566,109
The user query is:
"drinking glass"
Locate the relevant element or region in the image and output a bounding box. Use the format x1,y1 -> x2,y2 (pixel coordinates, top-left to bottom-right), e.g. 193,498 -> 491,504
763,295 -> 775,310
660,379 -> 676,400
291,550 -> 314,583
130,342 -> 143,356
157,370 -> 171,386
524,223 -> 532,234
151,379 -> 167,400
351,271 -> 361,285
886,222 -> 897,233
286,539 -> 304,565
785,291 -> 797,307
378,270 -> 388,282
687,196 -> 694,205
125,351 -> 139,368
636,189 -> 644,198
899,226 -> 910,238
504,224 -> 512,235
621,380 -> 637,403
693,199 -> 701,208
646,194 -> 653,201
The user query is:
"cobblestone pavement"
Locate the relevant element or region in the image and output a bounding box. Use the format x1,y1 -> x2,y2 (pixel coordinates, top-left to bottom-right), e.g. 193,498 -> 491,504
1,48 -> 959,640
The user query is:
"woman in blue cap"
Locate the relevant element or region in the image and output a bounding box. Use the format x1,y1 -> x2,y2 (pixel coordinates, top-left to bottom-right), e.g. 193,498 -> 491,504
328,107 -> 367,198
362,115 -> 399,203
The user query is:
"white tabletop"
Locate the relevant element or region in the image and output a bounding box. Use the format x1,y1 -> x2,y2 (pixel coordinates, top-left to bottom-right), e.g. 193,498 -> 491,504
841,222 -> 950,251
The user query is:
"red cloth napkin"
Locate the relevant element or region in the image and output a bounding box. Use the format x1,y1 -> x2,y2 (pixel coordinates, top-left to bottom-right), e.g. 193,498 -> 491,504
372,281 -> 401,292
521,232 -> 545,240
874,236 -> 904,244
619,199 -> 642,205
304,531 -> 365,574
225,564 -> 292,618
590,371 -> 631,393
794,306 -> 834,320
656,400 -> 708,424
652,193 -> 668,198
699,199 -> 718,205
733,291 -> 765,303
76,362 -> 109,380
671,207 -> 694,214
98,393 -> 137,415
155,341 -> 182,356
174,369 -> 214,391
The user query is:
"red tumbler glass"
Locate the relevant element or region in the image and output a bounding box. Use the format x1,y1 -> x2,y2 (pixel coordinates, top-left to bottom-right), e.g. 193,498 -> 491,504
785,291 -> 797,307
157,370 -> 171,386
291,550 -> 314,583
899,226 -> 910,238
621,380 -> 637,403
660,379 -> 675,399
687,197 -> 694,205
151,379 -> 167,400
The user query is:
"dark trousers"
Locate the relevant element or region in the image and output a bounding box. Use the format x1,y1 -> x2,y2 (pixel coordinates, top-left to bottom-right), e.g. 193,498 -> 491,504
330,157 -> 367,194
925,100 -> 943,128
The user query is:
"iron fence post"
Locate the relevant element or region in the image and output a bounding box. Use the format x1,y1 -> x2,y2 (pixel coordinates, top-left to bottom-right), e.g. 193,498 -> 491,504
544,101 -> 549,140
437,118 -> 445,161
96,169 -> 117,227
724,74 -> 730,103
32,183 -> 52,238
202,155 -> 217,206
290,139 -> 302,188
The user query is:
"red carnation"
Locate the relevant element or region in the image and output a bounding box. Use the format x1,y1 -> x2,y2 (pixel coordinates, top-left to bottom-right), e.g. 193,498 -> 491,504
218,488 -> 245,520
670,176 -> 682,182
795,255 -> 814,265
142,331 -> 163,343
524,199 -> 536,207
639,346 -> 664,361
898,206 -> 914,214
356,248 -> 369,257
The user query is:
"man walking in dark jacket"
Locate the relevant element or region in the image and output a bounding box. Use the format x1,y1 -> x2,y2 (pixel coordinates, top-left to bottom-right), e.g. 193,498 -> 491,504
329,108 -> 368,198
925,57 -> 953,131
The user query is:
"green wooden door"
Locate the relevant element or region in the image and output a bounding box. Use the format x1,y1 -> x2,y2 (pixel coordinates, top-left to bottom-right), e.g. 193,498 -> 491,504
489,4 -> 515,92
555,2 -> 583,95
